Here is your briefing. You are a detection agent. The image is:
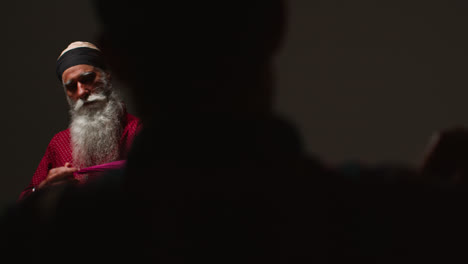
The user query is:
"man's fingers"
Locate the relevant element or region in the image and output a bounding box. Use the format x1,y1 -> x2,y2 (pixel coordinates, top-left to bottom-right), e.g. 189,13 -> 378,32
38,165 -> 80,190
46,167 -> 78,183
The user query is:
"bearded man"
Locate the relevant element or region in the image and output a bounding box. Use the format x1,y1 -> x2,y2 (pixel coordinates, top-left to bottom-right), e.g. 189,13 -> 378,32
18,41 -> 141,200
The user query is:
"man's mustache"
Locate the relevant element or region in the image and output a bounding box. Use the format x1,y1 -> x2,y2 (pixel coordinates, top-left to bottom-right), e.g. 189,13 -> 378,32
73,93 -> 107,111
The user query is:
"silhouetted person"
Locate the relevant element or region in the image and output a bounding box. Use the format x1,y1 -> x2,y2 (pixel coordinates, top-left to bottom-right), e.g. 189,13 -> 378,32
91,0 -> 329,262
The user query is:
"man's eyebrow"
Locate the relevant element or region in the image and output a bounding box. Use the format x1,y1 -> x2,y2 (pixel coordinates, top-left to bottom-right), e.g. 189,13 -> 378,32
64,79 -> 74,86
64,71 -> 95,86
80,71 -> 95,77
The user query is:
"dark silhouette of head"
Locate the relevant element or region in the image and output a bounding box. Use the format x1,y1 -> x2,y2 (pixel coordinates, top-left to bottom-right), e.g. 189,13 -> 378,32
93,0 -> 287,121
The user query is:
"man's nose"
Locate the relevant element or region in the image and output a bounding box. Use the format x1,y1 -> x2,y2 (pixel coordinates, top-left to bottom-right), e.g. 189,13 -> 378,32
76,82 -> 91,100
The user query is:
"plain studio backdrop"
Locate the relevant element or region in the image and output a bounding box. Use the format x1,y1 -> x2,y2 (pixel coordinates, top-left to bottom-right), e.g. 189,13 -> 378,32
1,0 -> 468,210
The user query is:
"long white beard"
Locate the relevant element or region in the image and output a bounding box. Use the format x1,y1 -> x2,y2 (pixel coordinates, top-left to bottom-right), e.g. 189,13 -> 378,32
69,90 -> 124,169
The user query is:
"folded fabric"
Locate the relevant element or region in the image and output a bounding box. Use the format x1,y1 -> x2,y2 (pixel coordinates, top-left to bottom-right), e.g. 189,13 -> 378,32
73,160 -> 126,178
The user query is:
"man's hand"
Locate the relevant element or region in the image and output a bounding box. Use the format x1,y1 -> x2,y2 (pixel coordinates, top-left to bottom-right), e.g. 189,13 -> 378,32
37,162 -> 79,189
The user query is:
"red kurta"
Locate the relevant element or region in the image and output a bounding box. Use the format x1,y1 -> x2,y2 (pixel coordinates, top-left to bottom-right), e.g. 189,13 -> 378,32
19,113 -> 142,201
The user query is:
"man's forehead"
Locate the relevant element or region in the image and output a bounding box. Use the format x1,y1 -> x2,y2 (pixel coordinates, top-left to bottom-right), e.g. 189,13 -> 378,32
62,64 -> 98,82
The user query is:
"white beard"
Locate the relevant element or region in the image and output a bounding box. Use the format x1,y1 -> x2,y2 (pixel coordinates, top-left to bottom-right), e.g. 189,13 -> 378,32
69,87 -> 124,169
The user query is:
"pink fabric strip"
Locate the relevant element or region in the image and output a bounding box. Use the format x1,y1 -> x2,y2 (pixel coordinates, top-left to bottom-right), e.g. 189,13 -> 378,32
73,160 -> 126,177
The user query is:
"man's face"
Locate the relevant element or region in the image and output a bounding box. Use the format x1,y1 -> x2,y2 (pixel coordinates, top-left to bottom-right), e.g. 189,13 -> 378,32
62,64 -> 110,112
62,64 -> 109,102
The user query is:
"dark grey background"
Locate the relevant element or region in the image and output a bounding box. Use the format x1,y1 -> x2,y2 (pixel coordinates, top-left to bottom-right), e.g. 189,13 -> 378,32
1,0 -> 468,211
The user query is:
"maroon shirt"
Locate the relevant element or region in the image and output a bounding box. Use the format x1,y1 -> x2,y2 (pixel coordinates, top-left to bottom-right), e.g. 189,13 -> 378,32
19,113 -> 142,201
